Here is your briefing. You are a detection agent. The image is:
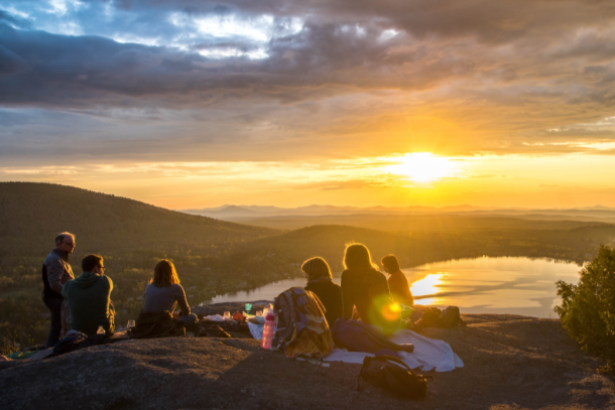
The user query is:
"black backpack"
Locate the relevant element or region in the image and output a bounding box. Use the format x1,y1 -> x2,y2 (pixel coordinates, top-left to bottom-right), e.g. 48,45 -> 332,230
357,355 -> 432,399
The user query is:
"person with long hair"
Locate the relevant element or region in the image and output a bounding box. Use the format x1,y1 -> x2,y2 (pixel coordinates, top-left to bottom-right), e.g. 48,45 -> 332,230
142,260 -> 197,326
341,243 -> 400,334
381,254 -> 414,307
302,257 -> 343,327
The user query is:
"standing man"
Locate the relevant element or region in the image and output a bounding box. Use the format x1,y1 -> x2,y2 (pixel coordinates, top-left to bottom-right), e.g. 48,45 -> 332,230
42,232 -> 76,347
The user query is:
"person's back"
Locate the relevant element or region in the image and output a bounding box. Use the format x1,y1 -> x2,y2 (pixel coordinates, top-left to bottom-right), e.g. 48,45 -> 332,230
387,271 -> 414,307
382,255 -> 414,307
140,260 -> 197,327
341,266 -> 391,325
143,283 -> 190,315
305,278 -> 343,327
301,257 -> 343,327
341,244 -> 399,335
62,255 -> 114,336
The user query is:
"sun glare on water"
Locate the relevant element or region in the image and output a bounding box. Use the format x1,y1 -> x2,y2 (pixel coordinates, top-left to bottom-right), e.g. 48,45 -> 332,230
386,153 -> 455,183
410,273 -> 443,297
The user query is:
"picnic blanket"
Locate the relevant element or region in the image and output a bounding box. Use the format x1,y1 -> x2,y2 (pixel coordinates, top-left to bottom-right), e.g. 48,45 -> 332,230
323,328 -> 463,372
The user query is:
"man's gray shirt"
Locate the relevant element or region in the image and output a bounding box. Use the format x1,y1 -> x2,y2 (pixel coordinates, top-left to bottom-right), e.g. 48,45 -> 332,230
43,249 -> 74,298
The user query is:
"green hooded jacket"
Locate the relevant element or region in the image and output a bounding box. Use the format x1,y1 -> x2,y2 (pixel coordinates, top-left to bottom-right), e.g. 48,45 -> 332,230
62,271 -> 115,336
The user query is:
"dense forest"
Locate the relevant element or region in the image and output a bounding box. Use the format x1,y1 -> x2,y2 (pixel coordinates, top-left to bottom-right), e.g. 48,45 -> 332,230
2,182 -> 615,352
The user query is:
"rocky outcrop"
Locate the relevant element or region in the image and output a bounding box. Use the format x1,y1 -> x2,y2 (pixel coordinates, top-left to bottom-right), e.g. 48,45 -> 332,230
1,315 -> 613,410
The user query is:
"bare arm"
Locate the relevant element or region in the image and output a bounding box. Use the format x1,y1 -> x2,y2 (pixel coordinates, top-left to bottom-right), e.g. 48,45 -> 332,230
174,285 -> 191,316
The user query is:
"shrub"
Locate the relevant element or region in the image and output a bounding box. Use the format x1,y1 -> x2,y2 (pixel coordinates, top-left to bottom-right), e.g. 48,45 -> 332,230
555,245 -> 615,366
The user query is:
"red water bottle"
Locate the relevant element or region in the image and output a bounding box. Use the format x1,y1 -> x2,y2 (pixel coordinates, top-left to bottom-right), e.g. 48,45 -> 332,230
261,312 -> 275,349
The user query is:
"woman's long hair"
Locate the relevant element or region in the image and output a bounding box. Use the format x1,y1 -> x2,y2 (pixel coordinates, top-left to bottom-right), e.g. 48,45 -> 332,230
151,259 -> 180,287
343,243 -> 378,270
301,257 -> 332,281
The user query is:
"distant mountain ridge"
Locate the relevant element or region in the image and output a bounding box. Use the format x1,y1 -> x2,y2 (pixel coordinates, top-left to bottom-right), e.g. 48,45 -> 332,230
182,203 -> 481,218
181,203 -> 615,220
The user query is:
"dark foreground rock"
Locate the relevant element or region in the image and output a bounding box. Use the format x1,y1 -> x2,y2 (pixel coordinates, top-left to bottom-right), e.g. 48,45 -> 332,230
1,314 -> 614,410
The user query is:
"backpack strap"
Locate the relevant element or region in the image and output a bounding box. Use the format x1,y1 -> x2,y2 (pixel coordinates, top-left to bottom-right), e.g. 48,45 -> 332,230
356,356 -> 371,392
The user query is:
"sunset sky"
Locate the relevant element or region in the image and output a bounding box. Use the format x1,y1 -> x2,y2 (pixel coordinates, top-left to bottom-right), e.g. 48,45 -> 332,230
1,0 -> 615,209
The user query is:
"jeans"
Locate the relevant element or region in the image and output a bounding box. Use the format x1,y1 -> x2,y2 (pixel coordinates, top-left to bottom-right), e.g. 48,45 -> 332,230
43,295 -> 63,348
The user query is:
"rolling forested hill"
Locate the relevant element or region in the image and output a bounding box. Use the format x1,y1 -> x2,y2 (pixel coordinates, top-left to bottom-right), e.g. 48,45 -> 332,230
227,223 -> 615,275
1,182 -> 615,350
0,182 -> 278,349
223,214 -> 601,233
0,182 -> 275,256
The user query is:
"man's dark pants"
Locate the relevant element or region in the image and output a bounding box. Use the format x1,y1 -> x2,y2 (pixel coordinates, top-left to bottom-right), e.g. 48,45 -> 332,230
43,295 -> 63,348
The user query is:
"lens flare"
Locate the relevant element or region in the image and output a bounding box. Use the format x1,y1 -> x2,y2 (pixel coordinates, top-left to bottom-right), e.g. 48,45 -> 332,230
382,302 -> 402,321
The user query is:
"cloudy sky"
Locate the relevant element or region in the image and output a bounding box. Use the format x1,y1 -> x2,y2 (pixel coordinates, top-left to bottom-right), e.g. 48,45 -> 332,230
1,0 -> 615,209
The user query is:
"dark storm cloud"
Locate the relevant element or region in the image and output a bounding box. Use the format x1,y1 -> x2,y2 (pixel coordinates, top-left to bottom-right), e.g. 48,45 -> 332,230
0,0 -> 614,108
93,0 -> 615,43
1,0 -> 615,159
0,9 -> 33,29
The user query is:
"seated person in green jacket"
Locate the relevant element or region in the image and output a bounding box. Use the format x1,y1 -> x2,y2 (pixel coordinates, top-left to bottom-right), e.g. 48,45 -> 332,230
62,254 -> 115,336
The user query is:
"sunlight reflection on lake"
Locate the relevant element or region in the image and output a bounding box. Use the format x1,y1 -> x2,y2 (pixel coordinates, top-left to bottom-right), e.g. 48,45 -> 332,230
409,273 -> 443,297
204,257 -> 583,318
406,257 -> 582,317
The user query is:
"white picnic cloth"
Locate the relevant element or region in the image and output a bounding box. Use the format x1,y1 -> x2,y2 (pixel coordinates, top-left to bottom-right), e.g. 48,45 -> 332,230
247,321 -> 264,340
323,329 -> 463,372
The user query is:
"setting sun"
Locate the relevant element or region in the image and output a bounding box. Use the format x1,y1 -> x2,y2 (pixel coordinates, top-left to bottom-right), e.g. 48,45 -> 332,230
385,153 -> 456,183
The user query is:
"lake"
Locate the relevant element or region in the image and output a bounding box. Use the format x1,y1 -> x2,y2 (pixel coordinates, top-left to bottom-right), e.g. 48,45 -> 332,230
205,257 -> 583,318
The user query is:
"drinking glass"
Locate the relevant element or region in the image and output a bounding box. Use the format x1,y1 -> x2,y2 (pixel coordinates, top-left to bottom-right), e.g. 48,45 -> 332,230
223,311 -> 231,319
245,303 -> 252,314
127,320 -> 135,329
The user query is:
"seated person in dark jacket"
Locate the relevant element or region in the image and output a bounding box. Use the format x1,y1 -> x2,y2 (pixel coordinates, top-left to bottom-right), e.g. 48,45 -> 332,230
341,243 -> 400,335
302,257 -> 343,327
381,255 -> 414,307
142,260 -> 197,326
62,254 -> 115,336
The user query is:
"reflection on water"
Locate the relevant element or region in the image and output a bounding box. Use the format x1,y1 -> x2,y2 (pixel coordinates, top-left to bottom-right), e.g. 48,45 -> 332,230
204,278 -> 335,305
410,274 -> 443,297
204,257 -> 582,318
406,257 -> 582,317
